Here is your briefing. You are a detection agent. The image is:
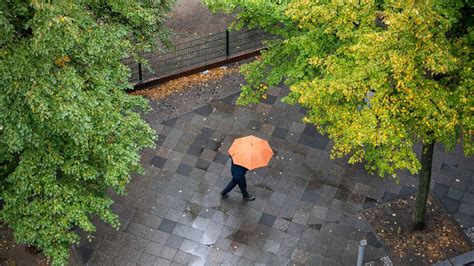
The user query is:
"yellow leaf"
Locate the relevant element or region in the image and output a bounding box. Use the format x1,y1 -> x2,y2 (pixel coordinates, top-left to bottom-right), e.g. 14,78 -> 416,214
54,56 -> 70,67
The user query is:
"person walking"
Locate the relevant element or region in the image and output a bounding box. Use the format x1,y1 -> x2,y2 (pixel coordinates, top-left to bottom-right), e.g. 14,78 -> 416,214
220,156 -> 255,201
222,135 -> 273,201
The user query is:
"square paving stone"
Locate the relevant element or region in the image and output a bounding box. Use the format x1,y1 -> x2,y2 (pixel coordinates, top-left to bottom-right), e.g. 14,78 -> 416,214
306,254 -> 325,265
176,164 -> 193,177
450,250 -> 474,265
439,163 -> 458,176
139,254 -> 157,265
278,244 -> 296,259
301,190 -> 319,204
162,117 -> 178,127
155,134 -> 166,146
298,134 -> 328,150
362,197 -> 378,209
447,187 -> 464,201
115,245 -> 142,263
453,213 -> 474,228
302,124 -> 322,137
173,250 -> 194,264
205,140 -> 222,151
173,224 -> 204,242
213,152 -> 229,165
273,218 -> 291,232
292,210 -> 309,225
193,105 -> 213,117
248,120 -> 262,131
194,244 -> 213,258
463,192 -> 474,204
399,185 -> 417,196
227,230 -> 251,245
180,239 -> 198,252
291,248 -> 310,264
237,257 -> 255,266
195,159 -> 211,171
287,223 -> 305,237
326,237 -> 348,259
125,222 -> 154,240
158,219 -> 178,233
366,232 -> 383,248
154,257 -> 171,266
166,234 -> 184,249
209,249 -> 226,263
440,198 -> 461,214
263,239 -> 280,254
152,231 -> 170,245
187,145 -> 204,156
433,183 -> 449,198
77,246 -> 94,263
160,246 -> 178,261
272,127 -> 289,139
165,209 -> 184,222
146,242 -> 164,257
150,156 -> 167,168
173,142 -> 190,154
259,213 -> 277,227
192,135 -> 208,147
466,181 -> 474,193
381,191 -> 398,202
199,127 -> 215,138
458,203 -> 474,216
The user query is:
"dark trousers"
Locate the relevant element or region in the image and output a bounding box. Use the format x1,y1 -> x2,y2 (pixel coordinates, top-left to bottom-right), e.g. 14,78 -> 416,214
222,176 -> 249,198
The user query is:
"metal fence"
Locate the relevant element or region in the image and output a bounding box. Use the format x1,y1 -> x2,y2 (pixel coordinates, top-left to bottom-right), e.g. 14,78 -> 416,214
125,28 -> 272,85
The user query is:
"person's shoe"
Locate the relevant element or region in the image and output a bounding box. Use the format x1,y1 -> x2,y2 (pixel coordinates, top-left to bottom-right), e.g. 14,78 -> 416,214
220,191 -> 229,199
243,195 -> 256,201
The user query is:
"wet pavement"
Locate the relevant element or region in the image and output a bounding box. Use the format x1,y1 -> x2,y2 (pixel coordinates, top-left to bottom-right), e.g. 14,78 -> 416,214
78,85 -> 473,265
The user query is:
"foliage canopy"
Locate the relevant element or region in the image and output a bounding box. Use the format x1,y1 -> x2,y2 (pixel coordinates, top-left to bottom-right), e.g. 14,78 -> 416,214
0,0 -> 173,264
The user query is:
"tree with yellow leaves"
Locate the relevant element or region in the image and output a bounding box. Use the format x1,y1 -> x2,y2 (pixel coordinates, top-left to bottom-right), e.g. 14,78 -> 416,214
206,0 -> 473,230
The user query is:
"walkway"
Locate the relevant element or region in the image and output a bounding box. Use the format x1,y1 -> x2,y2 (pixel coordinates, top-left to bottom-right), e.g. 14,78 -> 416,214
77,85 -> 473,265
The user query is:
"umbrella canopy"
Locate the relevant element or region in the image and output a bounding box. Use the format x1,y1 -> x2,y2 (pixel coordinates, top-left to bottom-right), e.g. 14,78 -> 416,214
228,135 -> 273,170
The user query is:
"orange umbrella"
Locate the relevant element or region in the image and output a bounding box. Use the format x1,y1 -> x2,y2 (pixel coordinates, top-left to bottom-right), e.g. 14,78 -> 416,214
228,135 -> 273,170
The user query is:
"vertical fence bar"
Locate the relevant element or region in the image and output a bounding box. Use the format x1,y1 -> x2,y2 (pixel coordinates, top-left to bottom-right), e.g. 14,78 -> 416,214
225,30 -> 230,56
357,239 -> 367,266
138,62 -> 143,83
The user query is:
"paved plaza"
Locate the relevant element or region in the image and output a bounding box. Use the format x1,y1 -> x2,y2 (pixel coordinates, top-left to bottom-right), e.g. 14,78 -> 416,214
77,85 -> 473,265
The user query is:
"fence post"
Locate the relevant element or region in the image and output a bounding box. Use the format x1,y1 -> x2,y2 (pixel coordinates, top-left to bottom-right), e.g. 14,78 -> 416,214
138,62 -> 143,83
357,239 -> 367,266
225,29 -> 230,56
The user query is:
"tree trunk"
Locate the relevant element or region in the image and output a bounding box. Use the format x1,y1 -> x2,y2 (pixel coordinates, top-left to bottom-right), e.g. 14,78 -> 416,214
413,142 -> 435,231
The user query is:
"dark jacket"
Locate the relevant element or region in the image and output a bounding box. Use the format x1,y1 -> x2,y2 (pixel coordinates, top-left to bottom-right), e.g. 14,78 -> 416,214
230,158 -> 248,179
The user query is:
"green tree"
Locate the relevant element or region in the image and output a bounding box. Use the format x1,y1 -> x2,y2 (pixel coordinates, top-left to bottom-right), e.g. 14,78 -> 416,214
206,0 -> 473,230
0,1 -> 173,264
